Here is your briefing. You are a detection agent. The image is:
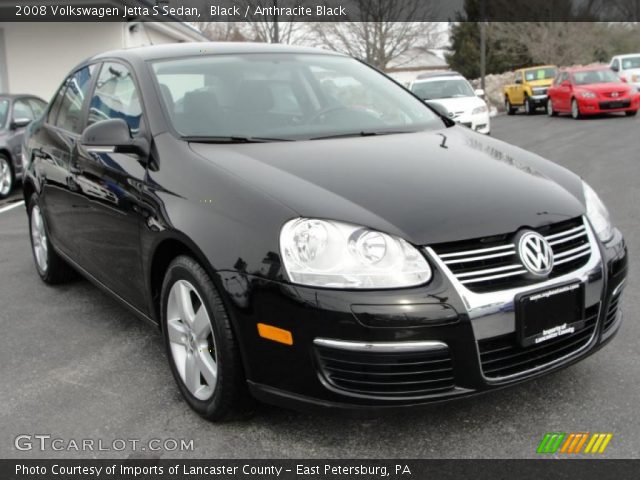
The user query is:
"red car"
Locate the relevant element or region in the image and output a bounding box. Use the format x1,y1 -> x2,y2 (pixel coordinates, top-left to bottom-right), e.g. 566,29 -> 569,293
547,66 -> 639,119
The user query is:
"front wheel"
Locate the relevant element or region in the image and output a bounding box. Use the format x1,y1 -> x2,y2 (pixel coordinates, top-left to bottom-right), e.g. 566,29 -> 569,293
161,255 -> 253,421
0,154 -> 14,200
626,110 -> 638,117
524,97 -> 535,115
571,99 -> 582,119
547,99 -> 557,117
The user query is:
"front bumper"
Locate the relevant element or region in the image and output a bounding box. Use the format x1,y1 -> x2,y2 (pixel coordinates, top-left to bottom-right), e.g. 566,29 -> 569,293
529,94 -> 548,106
577,95 -> 640,114
220,226 -> 627,411
455,112 -> 491,135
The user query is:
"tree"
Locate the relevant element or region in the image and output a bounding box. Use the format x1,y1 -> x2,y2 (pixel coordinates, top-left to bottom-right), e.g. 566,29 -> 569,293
309,1 -> 443,69
194,22 -> 246,42
446,22 -> 531,78
238,0 -> 303,44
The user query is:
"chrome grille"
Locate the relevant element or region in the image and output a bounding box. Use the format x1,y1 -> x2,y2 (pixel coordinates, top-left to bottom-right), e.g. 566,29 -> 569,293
431,218 -> 592,293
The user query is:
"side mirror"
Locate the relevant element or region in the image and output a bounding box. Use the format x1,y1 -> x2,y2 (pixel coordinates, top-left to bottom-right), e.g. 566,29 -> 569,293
474,89 -> 485,97
11,117 -> 31,129
80,119 -> 149,159
425,101 -> 452,120
611,64 -> 619,72
515,78 -> 522,84
561,80 -> 572,87
621,77 -> 628,83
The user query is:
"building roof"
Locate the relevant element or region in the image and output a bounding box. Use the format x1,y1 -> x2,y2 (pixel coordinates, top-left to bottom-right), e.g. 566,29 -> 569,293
386,48 -> 449,72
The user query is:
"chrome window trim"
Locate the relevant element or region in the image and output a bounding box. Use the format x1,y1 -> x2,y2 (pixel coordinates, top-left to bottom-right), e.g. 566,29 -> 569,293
313,338 -> 448,353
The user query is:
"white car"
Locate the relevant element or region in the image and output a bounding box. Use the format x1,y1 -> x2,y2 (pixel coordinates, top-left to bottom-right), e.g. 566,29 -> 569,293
409,72 -> 490,135
610,54 -> 640,88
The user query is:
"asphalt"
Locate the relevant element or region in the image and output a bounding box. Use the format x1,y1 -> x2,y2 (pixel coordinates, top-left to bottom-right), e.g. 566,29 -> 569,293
1,111 -> 638,459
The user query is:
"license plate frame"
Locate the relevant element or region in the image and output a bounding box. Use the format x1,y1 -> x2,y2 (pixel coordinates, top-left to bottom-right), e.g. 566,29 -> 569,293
516,282 -> 585,347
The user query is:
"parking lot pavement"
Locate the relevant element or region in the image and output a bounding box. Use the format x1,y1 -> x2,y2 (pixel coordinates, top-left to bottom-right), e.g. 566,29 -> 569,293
0,112 -> 638,460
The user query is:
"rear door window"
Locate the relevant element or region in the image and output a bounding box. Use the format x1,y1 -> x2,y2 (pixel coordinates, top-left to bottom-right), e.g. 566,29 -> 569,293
53,66 -> 96,133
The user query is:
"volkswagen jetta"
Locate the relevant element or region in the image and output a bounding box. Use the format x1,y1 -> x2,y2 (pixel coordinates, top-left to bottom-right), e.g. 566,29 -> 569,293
22,43 -> 627,420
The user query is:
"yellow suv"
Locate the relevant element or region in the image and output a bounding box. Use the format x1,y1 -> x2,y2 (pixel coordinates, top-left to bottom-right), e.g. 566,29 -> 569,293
504,65 -> 557,115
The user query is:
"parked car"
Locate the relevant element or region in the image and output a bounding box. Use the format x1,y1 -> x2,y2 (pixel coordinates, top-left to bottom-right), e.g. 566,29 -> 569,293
609,53 -> 640,88
409,71 -> 490,134
547,66 -> 639,119
503,65 -> 557,115
23,43 -> 627,421
0,94 -> 47,199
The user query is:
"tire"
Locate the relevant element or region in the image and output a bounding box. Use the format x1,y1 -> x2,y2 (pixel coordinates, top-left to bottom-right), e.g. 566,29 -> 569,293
626,110 -> 638,117
505,97 -> 516,115
524,96 -> 535,115
161,255 -> 253,421
28,193 -> 76,284
0,154 -> 14,200
547,99 -> 557,117
571,99 -> 582,119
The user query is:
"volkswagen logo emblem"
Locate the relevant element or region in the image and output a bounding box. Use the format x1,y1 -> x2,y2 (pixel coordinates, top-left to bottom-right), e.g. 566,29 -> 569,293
517,231 -> 554,277
611,92 -> 619,98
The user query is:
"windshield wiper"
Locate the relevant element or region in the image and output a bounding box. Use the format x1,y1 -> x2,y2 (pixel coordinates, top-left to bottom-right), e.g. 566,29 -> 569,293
310,130 -> 415,141
183,135 -> 292,143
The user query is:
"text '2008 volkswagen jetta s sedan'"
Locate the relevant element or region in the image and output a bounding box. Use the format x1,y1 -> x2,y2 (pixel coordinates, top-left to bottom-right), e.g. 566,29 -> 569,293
22,43 -> 627,420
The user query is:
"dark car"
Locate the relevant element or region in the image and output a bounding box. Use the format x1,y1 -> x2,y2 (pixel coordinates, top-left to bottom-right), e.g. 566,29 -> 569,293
0,94 -> 47,198
22,43 -> 627,421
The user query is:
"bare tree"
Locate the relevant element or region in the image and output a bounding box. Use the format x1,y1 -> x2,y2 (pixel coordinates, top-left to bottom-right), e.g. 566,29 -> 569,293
238,0 -> 304,44
491,22 -> 603,67
193,22 -> 246,42
309,1 -> 443,69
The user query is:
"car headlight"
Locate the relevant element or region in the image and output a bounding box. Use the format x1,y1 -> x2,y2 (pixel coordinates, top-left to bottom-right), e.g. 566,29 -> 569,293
579,91 -> 596,98
583,181 -> 613,242
279,218 -> 432,289
471,105 -> 488,115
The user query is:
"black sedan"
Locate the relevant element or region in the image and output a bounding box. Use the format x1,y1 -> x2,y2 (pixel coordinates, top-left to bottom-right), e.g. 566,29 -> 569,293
0,94 -> 47,198
22,43 -> 627,421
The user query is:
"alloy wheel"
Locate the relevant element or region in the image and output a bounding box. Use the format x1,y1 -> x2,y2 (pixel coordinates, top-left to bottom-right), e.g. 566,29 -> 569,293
571,99 -> 580,119
0,157 -> 12,196
166,280 -> 218,401
30,205 -> 48,273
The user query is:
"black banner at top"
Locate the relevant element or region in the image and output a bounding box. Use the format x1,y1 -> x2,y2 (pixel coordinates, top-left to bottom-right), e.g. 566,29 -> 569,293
2,0 -> 640,22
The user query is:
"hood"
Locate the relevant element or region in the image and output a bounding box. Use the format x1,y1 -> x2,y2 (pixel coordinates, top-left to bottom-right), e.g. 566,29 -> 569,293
528,79 -> 554,88
427,96 -> 486,116
576,82 -> 631,94
189,127 -> 585,245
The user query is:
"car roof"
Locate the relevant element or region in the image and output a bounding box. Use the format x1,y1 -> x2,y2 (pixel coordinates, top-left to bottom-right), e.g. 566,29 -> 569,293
415,71 -> 462,81
88,42 -> 345,63
563,65 -> 609,73
615,53 -> 640,58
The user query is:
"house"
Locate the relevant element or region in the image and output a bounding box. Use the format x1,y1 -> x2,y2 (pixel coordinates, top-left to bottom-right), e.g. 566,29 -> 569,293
0,4 -> 205,100
385,48 -> 450,87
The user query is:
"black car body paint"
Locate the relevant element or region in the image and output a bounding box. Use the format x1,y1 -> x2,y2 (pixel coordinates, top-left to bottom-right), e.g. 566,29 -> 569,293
22,43 -> 627,411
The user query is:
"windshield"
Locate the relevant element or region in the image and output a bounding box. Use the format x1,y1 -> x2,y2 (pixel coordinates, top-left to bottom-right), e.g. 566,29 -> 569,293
621,56 -> 640,70
0,99 -> 8,128
524,68 -> 556,81
411,78 -> 475,100
151,53 -> 443,141
573,69 -> 620,85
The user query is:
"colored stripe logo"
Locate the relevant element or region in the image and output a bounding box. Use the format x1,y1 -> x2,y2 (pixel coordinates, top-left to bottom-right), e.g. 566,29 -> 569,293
537,433 -> 613,454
